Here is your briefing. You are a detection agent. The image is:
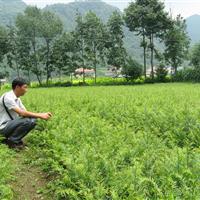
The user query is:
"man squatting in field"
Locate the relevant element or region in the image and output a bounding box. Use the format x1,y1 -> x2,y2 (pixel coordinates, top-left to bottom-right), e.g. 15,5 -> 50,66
0,78 -> 52,149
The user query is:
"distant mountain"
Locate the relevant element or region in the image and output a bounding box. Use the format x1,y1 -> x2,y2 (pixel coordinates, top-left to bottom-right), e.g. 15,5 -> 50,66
44,1 -> 142,61
0,0 -> 26,26
44,0 -> 119,31
43,3 -> 200,47
0,0 -> 142,61
1,0 -> 200,62
186,14 -> 200,44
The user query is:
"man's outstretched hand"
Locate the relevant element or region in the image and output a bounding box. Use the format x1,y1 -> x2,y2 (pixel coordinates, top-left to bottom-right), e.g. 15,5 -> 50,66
12,107 -> 53,120
39,112 -> 52,120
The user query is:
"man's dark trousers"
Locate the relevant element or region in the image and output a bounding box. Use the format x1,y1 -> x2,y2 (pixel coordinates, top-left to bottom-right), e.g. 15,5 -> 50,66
0,118 -> 37,144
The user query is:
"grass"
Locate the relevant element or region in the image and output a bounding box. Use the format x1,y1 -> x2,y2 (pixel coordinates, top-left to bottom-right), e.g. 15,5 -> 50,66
0,141 -> 14,199
1,83 -> 200,199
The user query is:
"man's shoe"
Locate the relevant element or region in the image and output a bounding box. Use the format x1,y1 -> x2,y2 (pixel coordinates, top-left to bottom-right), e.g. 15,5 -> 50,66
6,140 -> 25,150
18,141 -> 28,148
1,138 -> 8,144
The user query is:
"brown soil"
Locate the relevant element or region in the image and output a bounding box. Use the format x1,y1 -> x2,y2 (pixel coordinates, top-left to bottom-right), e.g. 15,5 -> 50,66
9,148 -> 51,200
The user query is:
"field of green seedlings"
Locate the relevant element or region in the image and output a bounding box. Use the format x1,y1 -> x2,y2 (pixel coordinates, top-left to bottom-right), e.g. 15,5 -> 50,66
0,145 -> 13,199
1,83 -> 200,199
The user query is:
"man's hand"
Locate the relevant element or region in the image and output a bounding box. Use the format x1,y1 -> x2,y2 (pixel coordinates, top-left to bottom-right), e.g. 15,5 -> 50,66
12,107 -> 53,120
39,112 -> 52,120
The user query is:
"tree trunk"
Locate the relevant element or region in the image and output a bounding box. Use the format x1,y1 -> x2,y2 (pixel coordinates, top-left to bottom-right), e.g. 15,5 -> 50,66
32,31 -> 41,86
35,74 -> 42,86
59,69 -> 62,82
94,61 -> 97,84
171,66 -> 173,76
83,67 -> 85,83
143,33 -> 147,78
81,40 -> 85,83
150,34 -> 154,80
174,68 -> 177,75
94,44 -> 97,84
174,63 -> 178,75
46,40 -> 51,85
70,73 -> 73,83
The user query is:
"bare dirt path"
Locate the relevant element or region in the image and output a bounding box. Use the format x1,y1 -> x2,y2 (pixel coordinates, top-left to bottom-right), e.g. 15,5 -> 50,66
9,148 -> 51,200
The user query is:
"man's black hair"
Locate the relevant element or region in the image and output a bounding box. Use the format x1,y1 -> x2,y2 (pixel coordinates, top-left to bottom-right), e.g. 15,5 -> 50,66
12,78 -> 28,90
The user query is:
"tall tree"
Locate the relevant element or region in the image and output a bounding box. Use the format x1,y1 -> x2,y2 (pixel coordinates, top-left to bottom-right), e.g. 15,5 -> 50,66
163,15 -> 190,75
0,26 -> 9,82
16,6 -> 43,85
6,26 -> 21,77
144,0 -> 171,79
39,10 -> 63,84
51,32 -> 78,82
17,31 -> 32,82
125,0 -> 171,79
124,2 -> 148,77
74,13 -> 88,83
191,43 -> 200,69
0,26 -> 8,63
83,11 -> 107,83
107,11 -> 127,69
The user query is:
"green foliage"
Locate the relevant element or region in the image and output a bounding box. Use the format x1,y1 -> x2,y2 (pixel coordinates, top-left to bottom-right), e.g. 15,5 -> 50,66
122,57 -> 143,80
164,15 -> 190,74
0,138 -> 14,199
155,64 -> 168,82
71,11 -> 109,83
37,10 -> 63,84
0,0 -> 156,66
5,25 -> 23,77
124,0 -> 149,76
191,43 -> 200,69
124,0 -> 172,78
43,1 -> 146,63
51,32 -> 78,79
0,1 -> 198,85
16,6 -> 44,85
107,11 -> 127,68
22,85 -> 200,199
173,68 -> 200,82
15,6 -> 64,84
0,26 -> 8,62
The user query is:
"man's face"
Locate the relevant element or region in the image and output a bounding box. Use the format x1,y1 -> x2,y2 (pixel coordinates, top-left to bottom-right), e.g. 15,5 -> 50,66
16,84 -> 28,96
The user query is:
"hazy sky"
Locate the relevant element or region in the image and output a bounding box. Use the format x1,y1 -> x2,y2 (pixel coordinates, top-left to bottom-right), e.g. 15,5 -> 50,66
22,0 -> 200,18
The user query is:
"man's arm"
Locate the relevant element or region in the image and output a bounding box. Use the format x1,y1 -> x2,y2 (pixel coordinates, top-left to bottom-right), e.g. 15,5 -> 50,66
12,107 -> 52,120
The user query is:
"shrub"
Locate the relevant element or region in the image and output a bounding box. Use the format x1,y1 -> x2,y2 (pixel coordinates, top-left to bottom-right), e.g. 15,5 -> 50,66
122,57 -> 143,81
155,64 -> 168,82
